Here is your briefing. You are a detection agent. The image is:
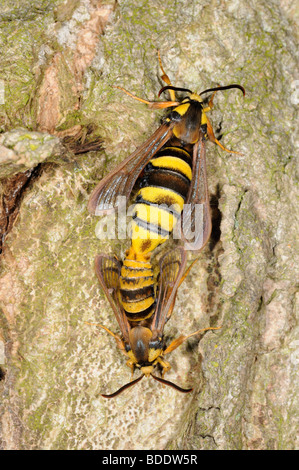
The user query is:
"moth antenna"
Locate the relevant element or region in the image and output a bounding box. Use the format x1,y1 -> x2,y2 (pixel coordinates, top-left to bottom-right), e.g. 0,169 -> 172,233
101,375 -> 144,399
150,374 -> 193,393
158,85 -> 193,98
200,84 -> 245,97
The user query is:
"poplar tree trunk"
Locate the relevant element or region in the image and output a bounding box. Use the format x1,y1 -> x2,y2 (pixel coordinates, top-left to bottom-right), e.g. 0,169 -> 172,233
0,0 -> 298,450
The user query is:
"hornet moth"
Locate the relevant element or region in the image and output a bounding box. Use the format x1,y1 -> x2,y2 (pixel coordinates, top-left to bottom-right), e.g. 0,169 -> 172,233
90,247 -> 220,398
88,52 -> 245,251
88,53 -> 244,397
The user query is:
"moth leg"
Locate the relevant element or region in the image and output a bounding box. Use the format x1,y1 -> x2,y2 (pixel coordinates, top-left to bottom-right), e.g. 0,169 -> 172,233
113,85 -> 178,109
178,257 -> 200,288
126,359 -> 136,379
163,326 -> 221,356
165,257 -> 200,323
85,321 -> 127,354
203,90 -> 217,112
206,116 -> 242,155
157,50 -> 176,102
156,357 -> 171,378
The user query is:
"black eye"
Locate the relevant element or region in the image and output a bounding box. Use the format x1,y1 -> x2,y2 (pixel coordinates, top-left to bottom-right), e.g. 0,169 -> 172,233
149,338 -> 163,350
168,110 -> 181,122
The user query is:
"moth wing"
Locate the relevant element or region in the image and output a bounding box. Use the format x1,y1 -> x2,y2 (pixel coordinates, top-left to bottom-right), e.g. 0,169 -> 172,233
94,254 -> 130,342
150,247 -> 187,336
179,138 -> 212,251
88,122 -> 175,215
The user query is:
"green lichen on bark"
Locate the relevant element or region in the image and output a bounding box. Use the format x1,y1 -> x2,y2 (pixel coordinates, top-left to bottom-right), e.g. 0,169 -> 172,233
0,0 -> 298,450
0,128 -> 65,178
0,0 -> 64,130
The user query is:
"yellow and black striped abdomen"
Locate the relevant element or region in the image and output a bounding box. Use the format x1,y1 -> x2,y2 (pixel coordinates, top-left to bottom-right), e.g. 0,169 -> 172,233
130,145 -> 192,255
119,257 -> 156,321
120,145 -> 192,322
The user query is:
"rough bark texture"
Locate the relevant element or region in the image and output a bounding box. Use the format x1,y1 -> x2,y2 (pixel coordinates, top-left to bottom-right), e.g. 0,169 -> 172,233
0,0 -> 298,450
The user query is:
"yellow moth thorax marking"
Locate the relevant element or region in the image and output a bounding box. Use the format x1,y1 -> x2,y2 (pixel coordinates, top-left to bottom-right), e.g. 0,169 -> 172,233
201,111 -> 207,125
127,350 -> 138,364
189,92 -> 203,102
148,348 -> 163,363
126,350 -> 163,371
173,102 -> 190,117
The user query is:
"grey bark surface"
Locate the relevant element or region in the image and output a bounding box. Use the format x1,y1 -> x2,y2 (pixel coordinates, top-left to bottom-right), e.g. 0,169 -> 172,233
0,0 -> 298,450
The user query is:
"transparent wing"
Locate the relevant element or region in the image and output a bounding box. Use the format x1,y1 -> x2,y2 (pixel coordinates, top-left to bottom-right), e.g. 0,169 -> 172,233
94,254 -> 130,342
180,138 -> 212,251
88,122 -> 175,215
151,247 -> 187,336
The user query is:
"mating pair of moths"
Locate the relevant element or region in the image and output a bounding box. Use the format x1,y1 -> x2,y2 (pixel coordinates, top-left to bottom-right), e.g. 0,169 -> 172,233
88,54 -> 245,398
